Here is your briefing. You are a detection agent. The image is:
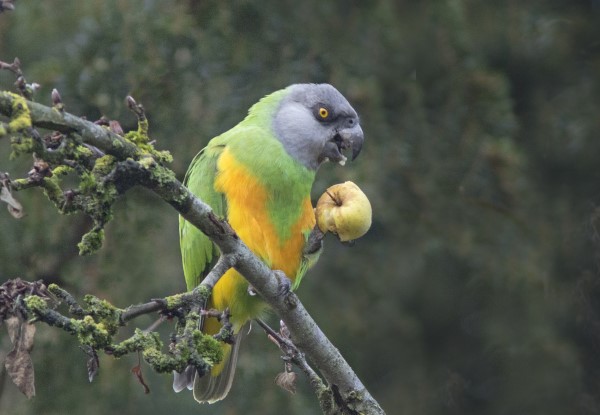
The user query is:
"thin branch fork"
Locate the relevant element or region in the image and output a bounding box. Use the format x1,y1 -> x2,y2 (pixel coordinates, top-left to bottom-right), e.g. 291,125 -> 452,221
119,254 -> 236,323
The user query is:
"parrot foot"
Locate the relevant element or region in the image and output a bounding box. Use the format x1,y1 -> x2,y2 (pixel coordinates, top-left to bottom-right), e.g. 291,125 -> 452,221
273,270 -> 292,296
248,272 -> 296,308
303,225 -> 325,255
273,270 -> 298,309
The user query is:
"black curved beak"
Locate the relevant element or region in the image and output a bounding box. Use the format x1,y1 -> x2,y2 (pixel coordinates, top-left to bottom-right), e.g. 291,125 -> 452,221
338,124 -> 364,161
349,125 -> 364,161
319,123 -> 365,166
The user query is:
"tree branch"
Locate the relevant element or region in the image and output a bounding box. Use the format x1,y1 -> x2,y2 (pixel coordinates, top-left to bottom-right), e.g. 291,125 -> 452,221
0,90 -> 385,414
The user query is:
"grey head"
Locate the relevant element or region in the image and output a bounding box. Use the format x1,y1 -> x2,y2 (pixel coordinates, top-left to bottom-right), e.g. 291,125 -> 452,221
272,84 -> 364,170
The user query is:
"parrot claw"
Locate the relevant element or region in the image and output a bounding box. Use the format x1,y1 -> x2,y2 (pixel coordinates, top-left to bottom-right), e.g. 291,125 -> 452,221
303,226 -> 325,255
273,270 -> 292,297
247,285 -> 257,296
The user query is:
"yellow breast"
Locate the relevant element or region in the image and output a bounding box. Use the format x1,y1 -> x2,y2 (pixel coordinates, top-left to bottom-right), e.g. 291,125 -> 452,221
208,148 -> 314,323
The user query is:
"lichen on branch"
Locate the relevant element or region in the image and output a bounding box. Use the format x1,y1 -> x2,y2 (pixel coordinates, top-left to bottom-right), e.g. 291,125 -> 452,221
0,92 -> 31,135
0,88 -> 174,255
1,278 -> 224,387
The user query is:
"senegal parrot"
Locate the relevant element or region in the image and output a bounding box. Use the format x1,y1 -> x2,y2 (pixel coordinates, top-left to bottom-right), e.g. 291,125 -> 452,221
173,84 -> 364,403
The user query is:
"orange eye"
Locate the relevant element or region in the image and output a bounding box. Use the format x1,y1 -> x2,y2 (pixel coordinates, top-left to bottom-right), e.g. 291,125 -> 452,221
318,107 -> 329,119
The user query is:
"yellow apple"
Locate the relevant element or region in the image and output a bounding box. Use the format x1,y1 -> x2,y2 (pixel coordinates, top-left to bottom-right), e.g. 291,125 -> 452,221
315,181 -> 372,242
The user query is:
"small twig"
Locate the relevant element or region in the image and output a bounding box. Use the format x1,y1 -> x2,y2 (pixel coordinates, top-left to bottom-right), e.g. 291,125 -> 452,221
291,344 -> 326,397
81,143 -> 105,158
126,96 -> 146,122
120,254 -> 235,324
255,318 -> 281,343
51,88 -> 64,112
325,189 -> 340,206
205,308 -> 234,344
0,57 -> 21,76
0,58 -> 38,99
121,299 -> 165,323
48,284 -> 84,317
131,360 -> 151,394
199,254 -> 237,290
144,315 -> 166,333
256,318 -> 327,398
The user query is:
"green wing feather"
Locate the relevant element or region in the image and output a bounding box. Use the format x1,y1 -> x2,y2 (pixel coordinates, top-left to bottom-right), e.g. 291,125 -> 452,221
179,139 -> 227,291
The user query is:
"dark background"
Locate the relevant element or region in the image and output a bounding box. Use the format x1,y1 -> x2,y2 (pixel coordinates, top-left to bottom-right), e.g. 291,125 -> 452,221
1,1 -> 600,414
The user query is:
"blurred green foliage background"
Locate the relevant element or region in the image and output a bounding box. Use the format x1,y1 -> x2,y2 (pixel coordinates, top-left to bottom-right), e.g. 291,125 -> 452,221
1,1 -> 600,414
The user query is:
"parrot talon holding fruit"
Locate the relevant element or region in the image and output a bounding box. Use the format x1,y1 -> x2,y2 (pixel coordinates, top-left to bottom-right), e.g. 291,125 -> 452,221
303,225 -> 325,255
